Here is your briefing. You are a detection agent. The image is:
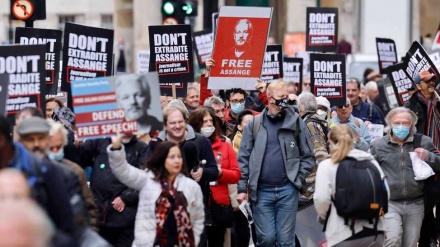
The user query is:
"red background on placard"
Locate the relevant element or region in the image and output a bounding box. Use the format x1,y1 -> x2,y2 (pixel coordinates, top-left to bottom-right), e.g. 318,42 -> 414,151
211,16 -> 270,78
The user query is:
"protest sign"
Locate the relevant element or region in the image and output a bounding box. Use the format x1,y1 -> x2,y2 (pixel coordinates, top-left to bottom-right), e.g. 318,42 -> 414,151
193,29 -> 213,69
376,38 -> 398,74
368,124 -> 385,143
46,91 -> 68,107
149,24 -> 193,97
136,50 -> 150,74
306,7 -> 338,52
71,73 -> 163,139
0,74 -> 9,116
432,21 -> 440,51
209,6 -> 273,90
261,45 -> 283,83
1,45 -> 46,123
375,78 -> 399,117
310,53 -> 346,106
387,63 -> 413,106
403,41 -> 440,85
429,49 -> 440,72
283,57 -> 303,84
15,27 -> 62,95
61,22 -> 114,109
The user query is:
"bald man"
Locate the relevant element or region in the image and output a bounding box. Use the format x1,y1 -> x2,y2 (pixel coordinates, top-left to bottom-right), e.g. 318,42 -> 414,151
0,168 -> 30,199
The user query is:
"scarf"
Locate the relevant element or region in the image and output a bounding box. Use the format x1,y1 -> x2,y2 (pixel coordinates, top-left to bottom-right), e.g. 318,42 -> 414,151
417,92 -> 440,149
155,178 -> 195,247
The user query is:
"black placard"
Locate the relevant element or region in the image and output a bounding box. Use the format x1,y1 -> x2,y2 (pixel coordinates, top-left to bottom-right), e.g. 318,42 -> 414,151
0,74 -> 9,116
261,45 -> 283,83
310,53 -> 346,106
61,22 -> 114,109
374,78 -> 399,117
193,29 -> 213,69
149,25 -> 194,97
376,38 -> 398,74
387,63 -> 413,106
283,57 -> 303,84
15,27 -> 62,95
403,41 -> 440,85
306,7 -> 338,52
1,45 -> 46,124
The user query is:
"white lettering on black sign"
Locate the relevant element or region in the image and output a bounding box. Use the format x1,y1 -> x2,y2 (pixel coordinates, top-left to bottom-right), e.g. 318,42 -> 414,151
261,51 -> 280,81
195,33 -> 213,64
314,60 -> 343,97
309,12 -> 336,44
284,62 -> 301,82
378,42 -> 396,68
20,37 -> 57,71
67,34 -> 109,73
153,33 -> 189,73
391,69 -> 412,102
406,48 -> 430,79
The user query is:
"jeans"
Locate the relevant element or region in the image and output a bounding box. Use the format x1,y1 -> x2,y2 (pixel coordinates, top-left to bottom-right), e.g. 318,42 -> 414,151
384,199 -> 425,247
251,183 -> 298,247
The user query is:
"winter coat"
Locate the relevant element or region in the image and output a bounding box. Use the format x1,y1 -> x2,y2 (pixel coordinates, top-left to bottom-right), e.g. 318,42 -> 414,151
210,138 -> 241,205
331,115 -> 371,152
314,149 -> 389,247
107,145 -> 205,247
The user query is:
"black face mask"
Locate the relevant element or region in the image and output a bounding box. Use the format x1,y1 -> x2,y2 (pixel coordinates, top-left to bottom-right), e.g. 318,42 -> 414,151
272,97 -> 289,110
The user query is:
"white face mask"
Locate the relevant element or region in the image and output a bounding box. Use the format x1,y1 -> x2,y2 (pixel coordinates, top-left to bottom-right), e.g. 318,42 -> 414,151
200,126 -> 215,137
317,109 -> 327,119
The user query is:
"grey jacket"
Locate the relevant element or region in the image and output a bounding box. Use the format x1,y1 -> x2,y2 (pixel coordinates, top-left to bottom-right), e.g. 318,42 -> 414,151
237,106 -> 315,201
371,134 -> 440,201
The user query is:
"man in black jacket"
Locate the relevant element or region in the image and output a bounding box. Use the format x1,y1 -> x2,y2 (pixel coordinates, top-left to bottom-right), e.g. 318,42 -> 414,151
79,133 -> 149,247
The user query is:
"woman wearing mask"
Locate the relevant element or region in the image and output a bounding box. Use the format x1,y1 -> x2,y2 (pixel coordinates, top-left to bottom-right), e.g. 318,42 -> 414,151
107,135 -> 205,247
187,107 -> 241,247
314,124 -> 389,247
232,110 -> 254,154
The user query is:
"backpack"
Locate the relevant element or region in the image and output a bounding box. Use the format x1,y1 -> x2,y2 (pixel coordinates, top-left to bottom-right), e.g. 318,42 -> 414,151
324,157 -> 388,234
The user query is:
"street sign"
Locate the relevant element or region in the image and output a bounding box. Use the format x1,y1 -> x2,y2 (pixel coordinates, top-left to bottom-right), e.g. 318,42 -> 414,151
11,0 -> 34,21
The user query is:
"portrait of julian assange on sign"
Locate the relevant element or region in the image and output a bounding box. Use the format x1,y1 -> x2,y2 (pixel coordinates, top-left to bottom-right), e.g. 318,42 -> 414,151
209,6 -> 273,90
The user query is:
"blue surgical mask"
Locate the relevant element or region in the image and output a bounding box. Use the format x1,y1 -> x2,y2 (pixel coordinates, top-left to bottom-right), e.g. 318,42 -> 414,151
392,125 -> 410,140
231,103 -> 245,114
48,149 -> 64,162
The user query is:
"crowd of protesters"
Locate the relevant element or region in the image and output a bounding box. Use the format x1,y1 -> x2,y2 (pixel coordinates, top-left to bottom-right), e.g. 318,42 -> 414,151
1,47 -> 440,247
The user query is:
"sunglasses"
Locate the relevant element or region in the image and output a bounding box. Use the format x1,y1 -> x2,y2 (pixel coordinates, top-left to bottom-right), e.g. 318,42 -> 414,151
336,104 -> 350,109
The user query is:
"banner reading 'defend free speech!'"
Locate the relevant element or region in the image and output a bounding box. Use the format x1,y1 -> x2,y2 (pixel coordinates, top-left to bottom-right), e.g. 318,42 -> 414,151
61,22 -> 114,109
208,6 -> 273,90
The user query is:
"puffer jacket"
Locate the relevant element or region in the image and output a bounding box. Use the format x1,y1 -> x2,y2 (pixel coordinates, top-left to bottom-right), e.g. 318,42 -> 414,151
314,149 -> 389,247
237,106 -> 315,201
210,137 -> 241,205
371,133 -> 440,201
107,145 -> 205,247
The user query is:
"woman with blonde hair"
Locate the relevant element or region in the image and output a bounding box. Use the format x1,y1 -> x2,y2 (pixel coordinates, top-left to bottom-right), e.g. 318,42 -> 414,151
314,124 -> 389,247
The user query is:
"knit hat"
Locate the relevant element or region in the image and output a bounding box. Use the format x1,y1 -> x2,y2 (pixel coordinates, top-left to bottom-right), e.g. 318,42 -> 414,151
316,96 -> 331,111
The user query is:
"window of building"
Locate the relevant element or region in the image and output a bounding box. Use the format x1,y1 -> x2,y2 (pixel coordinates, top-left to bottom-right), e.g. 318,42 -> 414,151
101,15 -> 113,29
58,15 -> 76,32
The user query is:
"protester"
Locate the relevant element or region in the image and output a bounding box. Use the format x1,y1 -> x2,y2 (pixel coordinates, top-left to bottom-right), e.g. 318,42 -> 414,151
187,107 -> 241,247
371,107 -> 440,247
184,85 -> 201,113
204,95 -> 234,139
232,110 -> 254,154
108,138 -> 205,246
346,78 -> 384,125
0,198 -> 55,247
225,88 -> 258,127
316,96 -> 336,129
359,84 -> 367,102
314,124 -> 388,247
0,168 -> 30,199
46,97 -> 64,119
332,98 -> 371,152
302,74 -> 311,92
237,81 -> 315,246
78,132 -> 149,247
364,81 -> 380,104
363,68 -> 374,84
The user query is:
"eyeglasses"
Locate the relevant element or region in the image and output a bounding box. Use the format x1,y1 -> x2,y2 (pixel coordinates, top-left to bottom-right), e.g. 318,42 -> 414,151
391,122 -> 411,128
336,104 -> 350,109
230,99 -> 245,104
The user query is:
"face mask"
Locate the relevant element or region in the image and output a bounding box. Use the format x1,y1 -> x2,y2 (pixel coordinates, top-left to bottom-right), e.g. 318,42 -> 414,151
273,97 -> 289,110
200,126 -> 215,137
231,103 -> 245,114
392,125 -> 410,140
317,109 -> 327,119
48,149 -> 64,162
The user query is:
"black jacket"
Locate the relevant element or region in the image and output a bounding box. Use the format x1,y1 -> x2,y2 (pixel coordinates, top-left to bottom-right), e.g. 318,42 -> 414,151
404,92 -> 440,134
79,137 -> 149,228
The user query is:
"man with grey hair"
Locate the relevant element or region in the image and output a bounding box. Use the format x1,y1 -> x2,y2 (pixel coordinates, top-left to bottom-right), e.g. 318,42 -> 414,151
297,92 -> 329,205
204,95 -> 234,138
115,74 -> 162,133
371,107 -> 440,247
364,81 -> 379,104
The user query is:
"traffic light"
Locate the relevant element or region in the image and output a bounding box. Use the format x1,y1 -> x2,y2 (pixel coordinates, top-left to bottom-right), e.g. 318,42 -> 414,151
162,0 -> 185,25
181,0 -> 198,16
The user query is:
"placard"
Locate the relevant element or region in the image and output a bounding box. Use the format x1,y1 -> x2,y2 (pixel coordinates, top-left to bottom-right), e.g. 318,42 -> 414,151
387,63 -> 412,106
375,78 -> 399,117
71,73 -> 163,139
208,6 -> 273,90
283,57 -> 303,85
261,44 -> 283,83
1,45 -> 46,123
376,38 -> 398,74
61,22 -> 114,109
432,21 -> 440,51
0,74 -> 9,116
403,41 -> 440,85
429,49 -> 440,72
368,124 -> 384,143
310,53 -> 346,106
193,29 -> 213,69
284,32 -> 306,57
148,24 -> 194,97
306,7 -> 338,52
136,50 -> 150,74
15,27 -> 62,95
